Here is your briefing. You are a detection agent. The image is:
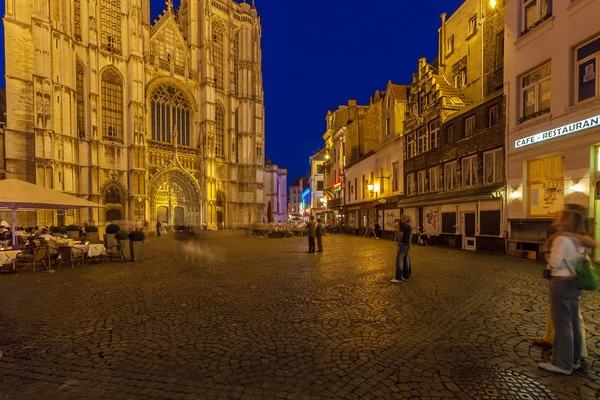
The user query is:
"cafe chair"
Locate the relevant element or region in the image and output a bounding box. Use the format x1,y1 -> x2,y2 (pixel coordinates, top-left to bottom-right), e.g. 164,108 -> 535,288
16,247 -> 49,273
57,246 -> 85,270
106,242 -> 125,263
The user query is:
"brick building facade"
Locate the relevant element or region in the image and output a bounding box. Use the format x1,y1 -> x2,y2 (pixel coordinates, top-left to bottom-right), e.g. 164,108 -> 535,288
398,0 -> 506,253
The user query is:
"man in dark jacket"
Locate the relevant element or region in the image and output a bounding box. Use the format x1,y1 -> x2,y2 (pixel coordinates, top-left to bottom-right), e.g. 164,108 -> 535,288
391,214 -> 412,283
316,218 -> 324,252
306,216 -> 317,253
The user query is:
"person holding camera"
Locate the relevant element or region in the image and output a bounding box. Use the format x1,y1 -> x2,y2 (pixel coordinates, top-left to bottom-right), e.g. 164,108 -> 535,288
538,204 -> 596,375
391,214 -> 412,283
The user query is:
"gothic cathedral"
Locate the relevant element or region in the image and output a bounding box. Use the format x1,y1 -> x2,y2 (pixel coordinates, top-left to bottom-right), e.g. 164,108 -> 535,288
2,0 -> 266,229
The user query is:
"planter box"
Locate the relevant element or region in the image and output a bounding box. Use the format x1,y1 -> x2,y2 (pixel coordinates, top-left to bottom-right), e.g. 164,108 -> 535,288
120,239 -> 131,261
87,232 -> 99,242
104,233 -> 117,248
129,241 -> 144,261
67,231 -> 80,239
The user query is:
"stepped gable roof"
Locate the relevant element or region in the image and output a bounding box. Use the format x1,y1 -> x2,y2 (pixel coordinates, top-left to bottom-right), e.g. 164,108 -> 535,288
390,84 -> 409,101
434,75 -> 472,106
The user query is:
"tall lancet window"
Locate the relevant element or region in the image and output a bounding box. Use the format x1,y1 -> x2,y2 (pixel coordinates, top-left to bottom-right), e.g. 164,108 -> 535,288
234,109 -> 239,163
150,84 -> 192,146
215,104 -> 225,159
100,0 -> 122,55
76,60 -> 85,137
74,0 -> 82,40
101,68 -> 123,141
233,31 -> 239,94
212,23 -> 224,90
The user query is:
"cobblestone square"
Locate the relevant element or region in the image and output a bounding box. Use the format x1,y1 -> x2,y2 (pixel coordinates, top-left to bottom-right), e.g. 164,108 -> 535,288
0,234 -> 599,399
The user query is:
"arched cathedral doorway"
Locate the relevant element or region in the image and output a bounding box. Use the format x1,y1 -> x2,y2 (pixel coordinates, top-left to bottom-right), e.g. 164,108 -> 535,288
149,169 -> 201,230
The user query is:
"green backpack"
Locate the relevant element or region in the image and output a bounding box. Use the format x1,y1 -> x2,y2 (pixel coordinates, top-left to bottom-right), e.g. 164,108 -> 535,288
573,255 -> 599,291
568,240 -> 599,291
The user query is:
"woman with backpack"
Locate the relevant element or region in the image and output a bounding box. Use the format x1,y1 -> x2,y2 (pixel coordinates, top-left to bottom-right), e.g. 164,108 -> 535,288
539,204 -> 595,375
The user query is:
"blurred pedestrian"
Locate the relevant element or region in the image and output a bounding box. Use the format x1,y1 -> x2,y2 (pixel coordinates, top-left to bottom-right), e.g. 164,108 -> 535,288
156,221 -> 162,236
306,216 -> 316,253
316,218 -> 323,252
539,204 -> 591,375
391,214 -> 412,283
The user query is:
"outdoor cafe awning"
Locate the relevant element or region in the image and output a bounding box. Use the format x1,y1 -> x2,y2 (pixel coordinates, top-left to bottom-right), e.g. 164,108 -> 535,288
0,179 -> 105,243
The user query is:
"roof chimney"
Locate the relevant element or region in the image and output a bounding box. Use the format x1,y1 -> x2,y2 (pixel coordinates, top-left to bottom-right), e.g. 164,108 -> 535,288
440,12 -> 447,71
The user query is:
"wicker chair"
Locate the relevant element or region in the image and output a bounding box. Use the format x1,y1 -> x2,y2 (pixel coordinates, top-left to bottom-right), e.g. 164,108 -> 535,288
16,247 -> 49,273
57,246 -> 85,270
105,242 -> 125,262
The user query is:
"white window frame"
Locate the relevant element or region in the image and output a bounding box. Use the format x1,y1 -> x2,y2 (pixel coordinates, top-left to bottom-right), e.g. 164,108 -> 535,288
462,155 -> 478,187
406,134 -> 416,159
465,116 -> 476,137
407,173 -> 415,196
521,63 -> 551,121
392,162 -> 400,192
447,35 -> 455,54
522,0 -> 552,34
488,105 -> 499,127
454,68 -> 467,89
575,36 -> 600,104
429,166 -> 440,192
429,119 -> 440,149
417,127 -> 428,154
468,16 -> 477,36
447,125 -> 454,145
483,148 -> 504,184
417,170 -> 427,195
444,161 -> 457,190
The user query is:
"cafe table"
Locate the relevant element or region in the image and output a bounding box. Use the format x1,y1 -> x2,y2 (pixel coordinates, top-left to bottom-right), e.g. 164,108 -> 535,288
0,249 -> 22,271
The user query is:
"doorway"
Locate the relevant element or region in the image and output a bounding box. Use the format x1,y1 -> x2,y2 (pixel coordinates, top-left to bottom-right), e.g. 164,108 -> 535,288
157,206 -> 169,226
174,206 -> 185,228
462,212 -> 476,251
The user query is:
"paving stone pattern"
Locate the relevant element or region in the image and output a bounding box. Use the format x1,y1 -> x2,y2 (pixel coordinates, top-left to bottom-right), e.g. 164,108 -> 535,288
0,234 -> 599,399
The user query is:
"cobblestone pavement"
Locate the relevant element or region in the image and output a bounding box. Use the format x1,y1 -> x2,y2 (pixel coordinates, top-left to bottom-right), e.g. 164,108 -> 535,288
0,234 -> 599,399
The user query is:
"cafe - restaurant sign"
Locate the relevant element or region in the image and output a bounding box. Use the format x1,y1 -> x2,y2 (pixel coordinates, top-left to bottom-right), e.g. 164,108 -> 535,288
515,115 -> 600,148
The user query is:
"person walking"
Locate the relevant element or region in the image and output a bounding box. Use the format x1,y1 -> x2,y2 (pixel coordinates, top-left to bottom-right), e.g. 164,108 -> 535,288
156,221 -> 162,236
391,214 -> 412,283
316,218 -> 324,252
306,216 -> 317,253
539,204 -> 589,375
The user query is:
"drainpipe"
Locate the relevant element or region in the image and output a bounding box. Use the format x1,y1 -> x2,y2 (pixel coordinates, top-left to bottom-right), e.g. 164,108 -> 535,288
503,79 -> 510,256
440,13 -> 447,73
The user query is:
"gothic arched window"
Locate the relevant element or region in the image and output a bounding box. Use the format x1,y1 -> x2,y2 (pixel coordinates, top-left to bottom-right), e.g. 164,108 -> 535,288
105,186 -> 122,204
76,60 -> 85,137
215,104 -> 224,159
233,31 -> 239,94
150,84 -> 192,146
212,22 -> 224,90
74,0 -> 82,40
101,68 -> 123,141
100,0 -> 122,55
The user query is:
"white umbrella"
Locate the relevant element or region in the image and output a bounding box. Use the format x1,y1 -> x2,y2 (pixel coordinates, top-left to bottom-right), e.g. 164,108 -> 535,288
0,179 -> 105,244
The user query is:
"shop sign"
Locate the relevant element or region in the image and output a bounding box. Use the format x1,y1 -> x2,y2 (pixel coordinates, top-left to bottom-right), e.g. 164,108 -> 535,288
515,115 -> 600,148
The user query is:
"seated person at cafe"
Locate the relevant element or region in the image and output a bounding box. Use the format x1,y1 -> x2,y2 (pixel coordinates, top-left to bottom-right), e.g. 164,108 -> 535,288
38,228 -> 55,242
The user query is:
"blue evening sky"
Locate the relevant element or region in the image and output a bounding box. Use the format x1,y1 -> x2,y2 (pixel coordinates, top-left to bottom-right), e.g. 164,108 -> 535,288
0,0 -> 464,182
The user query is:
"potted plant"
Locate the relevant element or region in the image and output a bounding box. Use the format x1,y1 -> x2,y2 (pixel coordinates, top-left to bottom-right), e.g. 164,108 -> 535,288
115,230 -> 130,261
66,224 -> 81,239
85,225 -> 99,242
128,230 -> 145,261
104,224 -> 120,248
50,226 -> 61,237
59,226 -> 68,236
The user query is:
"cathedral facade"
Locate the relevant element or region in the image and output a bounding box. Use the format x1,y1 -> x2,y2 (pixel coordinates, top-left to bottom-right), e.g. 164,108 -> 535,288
2,0 -> 266,229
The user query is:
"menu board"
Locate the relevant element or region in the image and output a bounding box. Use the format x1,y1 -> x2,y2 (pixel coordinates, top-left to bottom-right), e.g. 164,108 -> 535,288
529,181 -> 564,216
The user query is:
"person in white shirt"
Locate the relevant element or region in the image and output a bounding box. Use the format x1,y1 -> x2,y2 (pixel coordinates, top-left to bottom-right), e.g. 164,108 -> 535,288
539,204 -> 592,375
38,228 -> 55,242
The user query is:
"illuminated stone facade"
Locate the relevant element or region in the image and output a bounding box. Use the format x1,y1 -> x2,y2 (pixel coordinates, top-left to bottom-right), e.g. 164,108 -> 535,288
2,0 -> 266,229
